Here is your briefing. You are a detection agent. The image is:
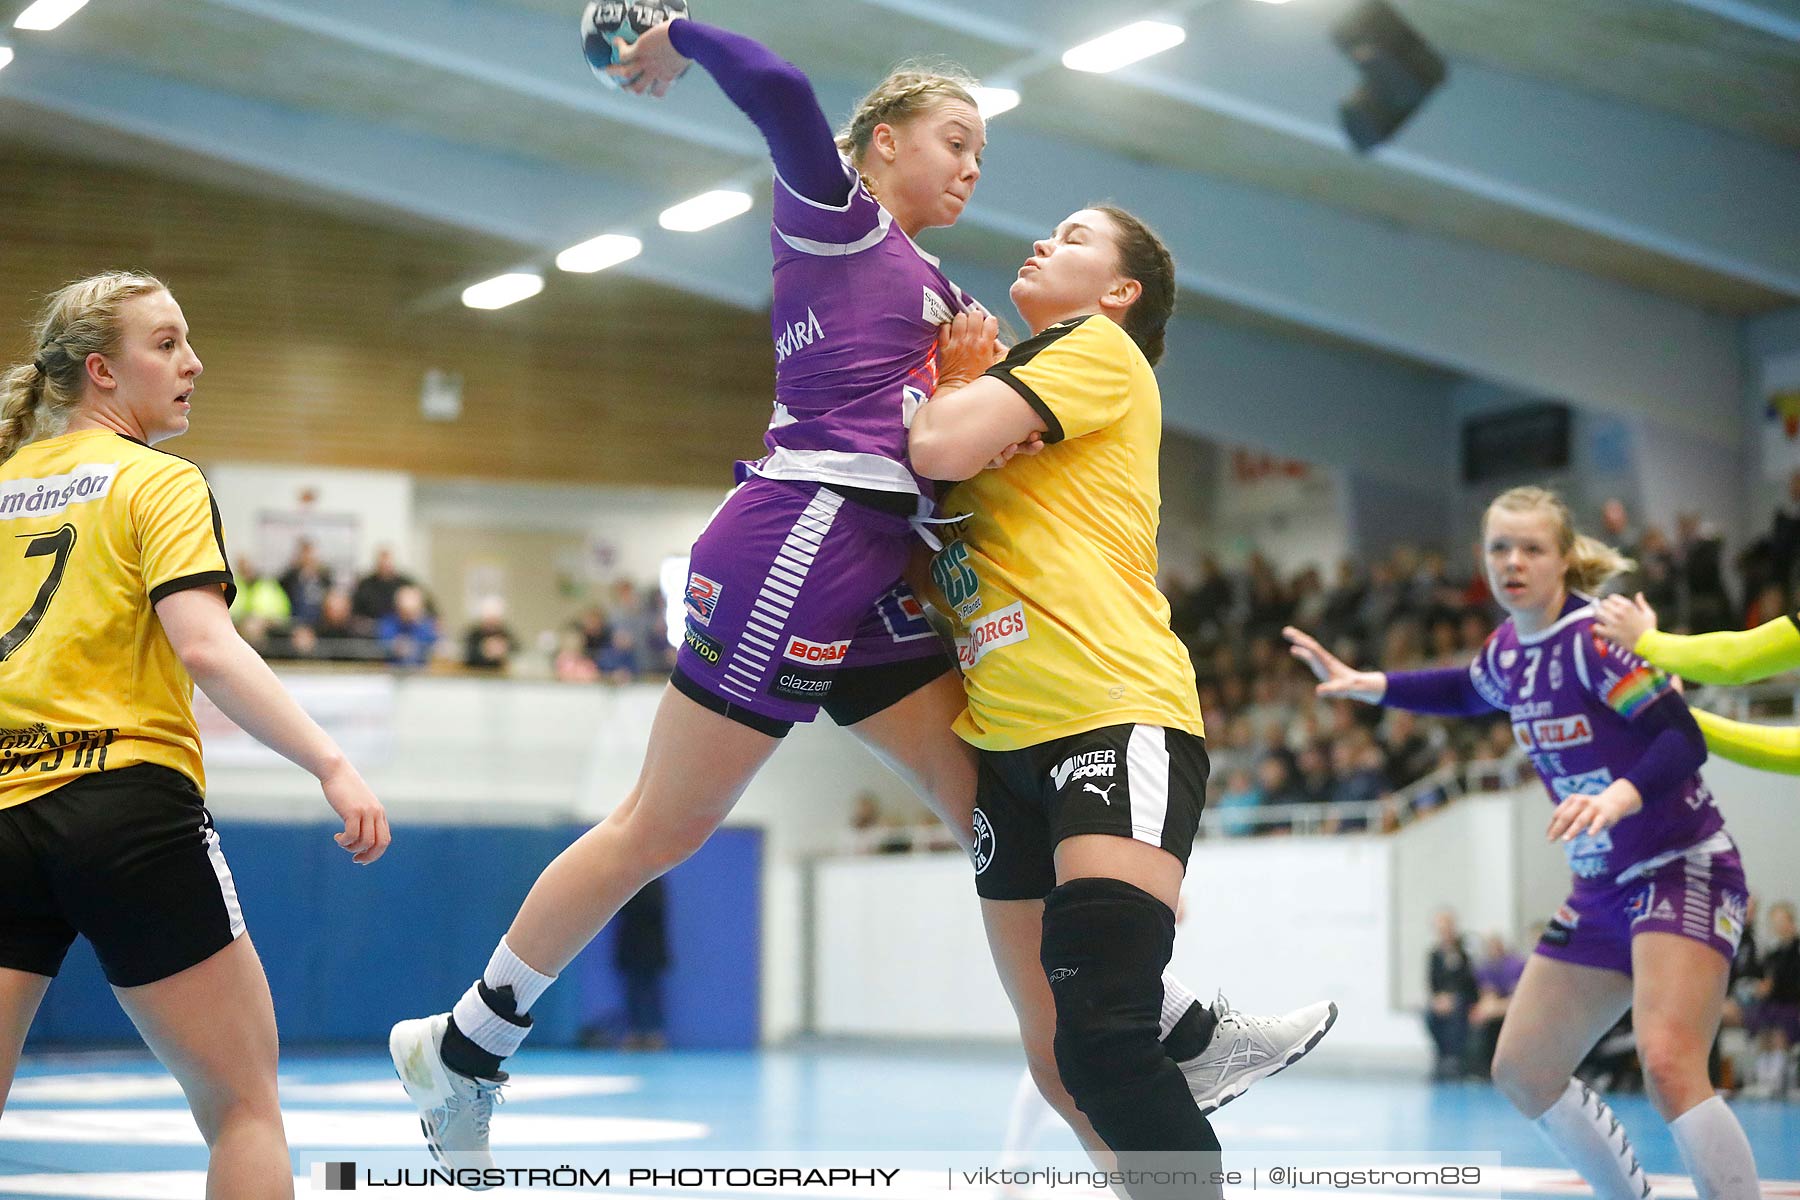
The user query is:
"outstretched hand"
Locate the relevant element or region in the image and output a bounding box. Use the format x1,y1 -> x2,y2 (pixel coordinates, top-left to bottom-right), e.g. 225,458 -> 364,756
1282,626 -> 1387,704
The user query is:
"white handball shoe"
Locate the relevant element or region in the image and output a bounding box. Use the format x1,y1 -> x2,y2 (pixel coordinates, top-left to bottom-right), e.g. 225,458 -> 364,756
390,1013 -> 506,1185
1179,993 -> 1338,1115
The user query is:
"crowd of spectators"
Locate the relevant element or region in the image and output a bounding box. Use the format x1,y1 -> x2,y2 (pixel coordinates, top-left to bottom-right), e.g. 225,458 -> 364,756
1164,544 -> 1514,835
238,492 -> 1800,836
229,541 -> 675,680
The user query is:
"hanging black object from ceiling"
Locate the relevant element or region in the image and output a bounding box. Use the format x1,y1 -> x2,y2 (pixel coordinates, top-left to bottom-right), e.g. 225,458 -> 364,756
1330,0 -> 1448,152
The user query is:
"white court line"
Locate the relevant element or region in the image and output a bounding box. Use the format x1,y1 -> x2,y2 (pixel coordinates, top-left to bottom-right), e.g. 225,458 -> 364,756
0,1108 -> 705,1146
5,1073 -> 638,1104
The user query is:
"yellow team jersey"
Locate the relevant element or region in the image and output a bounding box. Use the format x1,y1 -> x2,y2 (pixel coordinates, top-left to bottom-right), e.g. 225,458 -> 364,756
921,314 -> 1204,751
0,429 -> 235,809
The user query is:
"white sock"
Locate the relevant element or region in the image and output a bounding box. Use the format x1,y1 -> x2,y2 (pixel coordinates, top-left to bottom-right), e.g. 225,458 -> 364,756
1533,1079 -> 1653,1200
1669,1095 -> 1759,1200
998,1068 -> 1060,1169
1160,971 -> 1199,1042
447,939 -> 559,1060
482,938 -> 557,1015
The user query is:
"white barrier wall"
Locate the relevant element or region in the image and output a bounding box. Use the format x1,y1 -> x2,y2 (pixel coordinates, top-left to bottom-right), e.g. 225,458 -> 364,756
202,672 -> 919,1045
204,672 -> 1800,1055
814,771 -> 1800,1066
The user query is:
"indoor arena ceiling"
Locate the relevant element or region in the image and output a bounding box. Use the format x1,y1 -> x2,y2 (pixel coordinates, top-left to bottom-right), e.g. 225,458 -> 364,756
1,0 -> 1797,434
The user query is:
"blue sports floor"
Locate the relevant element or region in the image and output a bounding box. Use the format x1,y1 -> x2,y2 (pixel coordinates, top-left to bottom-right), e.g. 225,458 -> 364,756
1,1043 -> 1796,1197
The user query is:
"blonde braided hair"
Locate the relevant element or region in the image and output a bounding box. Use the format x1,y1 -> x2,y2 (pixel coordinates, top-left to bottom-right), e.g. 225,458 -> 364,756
1,271 -> 168,464
836,60 -> 981,177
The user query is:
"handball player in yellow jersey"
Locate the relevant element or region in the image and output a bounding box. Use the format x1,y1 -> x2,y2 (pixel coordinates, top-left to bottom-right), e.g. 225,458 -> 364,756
910,207 -> 1334,1176
0,272 -> 389,1199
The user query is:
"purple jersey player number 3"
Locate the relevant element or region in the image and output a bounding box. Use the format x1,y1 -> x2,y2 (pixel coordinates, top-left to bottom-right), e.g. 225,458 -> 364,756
1470,594 -> 1746,975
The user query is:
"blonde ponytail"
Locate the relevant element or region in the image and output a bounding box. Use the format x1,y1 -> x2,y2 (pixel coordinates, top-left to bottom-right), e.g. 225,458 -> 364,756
1485,486 -> 1635,594
1,270 -> 167,465
0,362 -> 48,464
1566,533 -> 1635,594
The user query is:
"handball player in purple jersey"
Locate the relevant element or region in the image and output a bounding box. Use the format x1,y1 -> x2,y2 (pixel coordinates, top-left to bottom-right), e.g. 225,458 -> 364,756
390,14 -> 1307,1172
1285,487 -> 1759,1200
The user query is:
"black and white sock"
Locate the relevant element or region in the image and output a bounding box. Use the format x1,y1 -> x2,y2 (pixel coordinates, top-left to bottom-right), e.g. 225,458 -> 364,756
443,939 -> 556,1080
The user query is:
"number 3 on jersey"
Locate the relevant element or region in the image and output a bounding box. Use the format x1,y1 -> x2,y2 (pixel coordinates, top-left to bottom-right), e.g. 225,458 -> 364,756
1,524 -> 76,661
1517,646 -> 1544,699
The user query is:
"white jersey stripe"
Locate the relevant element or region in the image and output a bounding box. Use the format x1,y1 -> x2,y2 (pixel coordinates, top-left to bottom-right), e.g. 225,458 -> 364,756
1126,726 -> 1173,851
202,824 -> 246,939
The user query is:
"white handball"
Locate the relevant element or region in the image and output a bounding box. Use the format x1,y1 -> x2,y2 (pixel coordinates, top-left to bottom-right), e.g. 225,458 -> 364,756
581,1 -> 691,90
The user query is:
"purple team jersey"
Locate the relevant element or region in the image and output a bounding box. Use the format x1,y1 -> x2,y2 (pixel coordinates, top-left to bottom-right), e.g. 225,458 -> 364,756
1461,594 -> 1746,974
1469,594 -> 1724,884
749,160 -> 975,505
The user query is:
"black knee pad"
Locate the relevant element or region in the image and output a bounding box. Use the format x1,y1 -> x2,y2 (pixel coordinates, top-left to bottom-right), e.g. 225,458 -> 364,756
1040,877 -> 1176,1103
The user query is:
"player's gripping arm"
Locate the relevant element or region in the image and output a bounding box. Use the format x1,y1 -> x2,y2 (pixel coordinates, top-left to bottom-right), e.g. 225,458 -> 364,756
1595,594 -> 1800,686
910,313 -> 1046,480
1690,708 -> 1800,774
156,587 -> 390,864
617,19 -> 850,206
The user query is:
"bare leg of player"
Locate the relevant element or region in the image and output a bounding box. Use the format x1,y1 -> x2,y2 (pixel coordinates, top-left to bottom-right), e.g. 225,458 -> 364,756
114,937 -> 292,1200
1491,954 -> 1647,1200
1634,933 -> 1759,1200
0,967 -> 51,1118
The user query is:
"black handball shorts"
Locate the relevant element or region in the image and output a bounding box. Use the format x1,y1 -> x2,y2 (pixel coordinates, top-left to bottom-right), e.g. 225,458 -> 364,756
0,763 -> 245,987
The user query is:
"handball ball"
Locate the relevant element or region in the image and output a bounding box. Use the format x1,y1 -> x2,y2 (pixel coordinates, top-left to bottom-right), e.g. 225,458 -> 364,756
581,1 -> 691,89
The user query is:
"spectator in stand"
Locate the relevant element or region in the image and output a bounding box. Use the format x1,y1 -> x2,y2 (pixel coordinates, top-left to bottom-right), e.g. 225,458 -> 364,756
1743,583 -> 1787,632
1599,498 -> 1644,597
1327,735 -> 1386,807
1426,617 -> 1463,668
1212,767 -> 1262,838
1675,512 -> 1735,634
1356,561 -> 1404,642
1468,933 -> 1527,1078
277,538 -> 333,628
576,606 -> 609,661
1768,469 -> 1800,607
1426,908 -> 1480,1080
310,590 -> 369,657
462,597 -> 517,672
594,626 -> 641,684
1746,900 -> 1798,1098
604,579 -> 653,651
1295,744 -> 1335,807
377,585 -> 439,668
1255,752 -> 1307,821
1720,894 -> 1763,1091
1635,525 -> 1679,620
1381,709 -> 1441,792
1726,894 -> 1763,1033
1320,560 -> 1366,645
228,557 -> 291,629
1457,610 -> 1491,655
351,546 -> 414,625
553,629 -> 600,683
612,877 -> 670,1051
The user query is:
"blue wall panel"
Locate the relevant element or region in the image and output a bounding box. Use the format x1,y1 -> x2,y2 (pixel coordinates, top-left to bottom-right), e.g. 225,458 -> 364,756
26,821 -> 761,1050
